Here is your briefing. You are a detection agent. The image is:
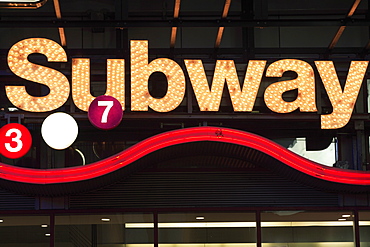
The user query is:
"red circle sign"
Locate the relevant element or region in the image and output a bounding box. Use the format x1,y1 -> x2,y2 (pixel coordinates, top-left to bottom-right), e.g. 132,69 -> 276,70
88,95 -> 123,130
0,123 -> 32,159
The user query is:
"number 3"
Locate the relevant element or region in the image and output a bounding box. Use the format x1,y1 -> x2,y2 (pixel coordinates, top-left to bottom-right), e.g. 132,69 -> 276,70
0,123 -> 32,159
5,128 -> 23,152
98,100 -> 114,123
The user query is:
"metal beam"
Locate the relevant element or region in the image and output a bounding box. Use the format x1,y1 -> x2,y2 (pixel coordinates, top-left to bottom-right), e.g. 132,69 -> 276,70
348,0 -> 362,17
214,27 -> 225,48
0,18 -> 366,28
363,0 -> 370,52
52,0 -> 66,46
173,0 -> 180,18
170,0 -> 181,48
241,0 -> 255,61
170,27 -> 178,48
215,0 -> 231,48
328,0 -> 362,50
115,0 -> 129,58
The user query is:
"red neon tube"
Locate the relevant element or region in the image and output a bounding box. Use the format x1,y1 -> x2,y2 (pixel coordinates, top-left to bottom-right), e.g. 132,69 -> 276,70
0,126 -> 370,185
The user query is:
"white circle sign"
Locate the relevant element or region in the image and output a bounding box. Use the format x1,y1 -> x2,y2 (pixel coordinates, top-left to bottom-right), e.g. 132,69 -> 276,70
41,112 -> 79,150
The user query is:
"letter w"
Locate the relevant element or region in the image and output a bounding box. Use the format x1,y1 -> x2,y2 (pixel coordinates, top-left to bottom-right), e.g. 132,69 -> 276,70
185,60 -> 266,111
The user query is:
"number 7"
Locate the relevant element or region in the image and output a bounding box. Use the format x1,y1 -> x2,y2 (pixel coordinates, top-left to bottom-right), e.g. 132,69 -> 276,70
98,100 -> 114,123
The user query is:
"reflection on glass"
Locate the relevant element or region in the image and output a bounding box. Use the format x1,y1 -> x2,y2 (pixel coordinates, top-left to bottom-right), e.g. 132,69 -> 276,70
0,215 -> 50,246
288,137 -> 336,167
158,212 -> 256,247
261,211 -> 354,247
55,213 -> 153,247
359,211 -> 370,246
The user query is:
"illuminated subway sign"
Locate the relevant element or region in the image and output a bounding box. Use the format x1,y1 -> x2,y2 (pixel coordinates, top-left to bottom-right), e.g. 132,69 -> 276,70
6,38 -> 369,129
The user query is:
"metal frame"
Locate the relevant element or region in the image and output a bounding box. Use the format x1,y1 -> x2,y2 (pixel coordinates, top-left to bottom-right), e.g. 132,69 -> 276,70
0,18 -> 366,28
328,0 -> 362,50
0,207 -> 366,247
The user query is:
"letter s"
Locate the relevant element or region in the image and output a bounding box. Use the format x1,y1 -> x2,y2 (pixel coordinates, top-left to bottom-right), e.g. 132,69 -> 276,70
6,38 -> 69,112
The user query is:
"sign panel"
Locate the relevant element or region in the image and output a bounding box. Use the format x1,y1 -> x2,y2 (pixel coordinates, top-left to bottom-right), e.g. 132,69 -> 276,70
5,38 -> 370,129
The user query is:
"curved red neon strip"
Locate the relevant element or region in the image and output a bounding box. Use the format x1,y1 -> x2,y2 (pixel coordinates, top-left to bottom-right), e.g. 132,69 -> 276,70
0,126 -> 370,185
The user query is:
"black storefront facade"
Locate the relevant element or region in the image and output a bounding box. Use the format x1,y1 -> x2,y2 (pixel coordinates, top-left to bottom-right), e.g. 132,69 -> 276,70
3,137 -> 370,247
2,0 -> 370,246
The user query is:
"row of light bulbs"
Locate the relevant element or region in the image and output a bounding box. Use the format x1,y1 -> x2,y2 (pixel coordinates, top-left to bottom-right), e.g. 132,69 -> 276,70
316,61 -> 368,129
7,38 -> 69,112
131,40 -> 186,112
72,58 -> 125,111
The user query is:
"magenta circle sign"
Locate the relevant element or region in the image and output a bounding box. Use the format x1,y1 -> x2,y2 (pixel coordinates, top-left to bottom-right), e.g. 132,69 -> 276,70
88,95 -> 123,130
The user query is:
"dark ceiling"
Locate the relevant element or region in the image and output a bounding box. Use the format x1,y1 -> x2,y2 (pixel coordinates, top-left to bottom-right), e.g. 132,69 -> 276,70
0,0 -> 369,58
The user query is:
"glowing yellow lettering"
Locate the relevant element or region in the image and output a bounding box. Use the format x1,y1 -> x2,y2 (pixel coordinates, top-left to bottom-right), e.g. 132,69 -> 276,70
264,59 -> 317,113
185,59 -> 266,111
130,40 -> 185,112
6,38 -> 69,112
5,38 -> 369,130
315,61 -> 369,129
72,58 -> 125,111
